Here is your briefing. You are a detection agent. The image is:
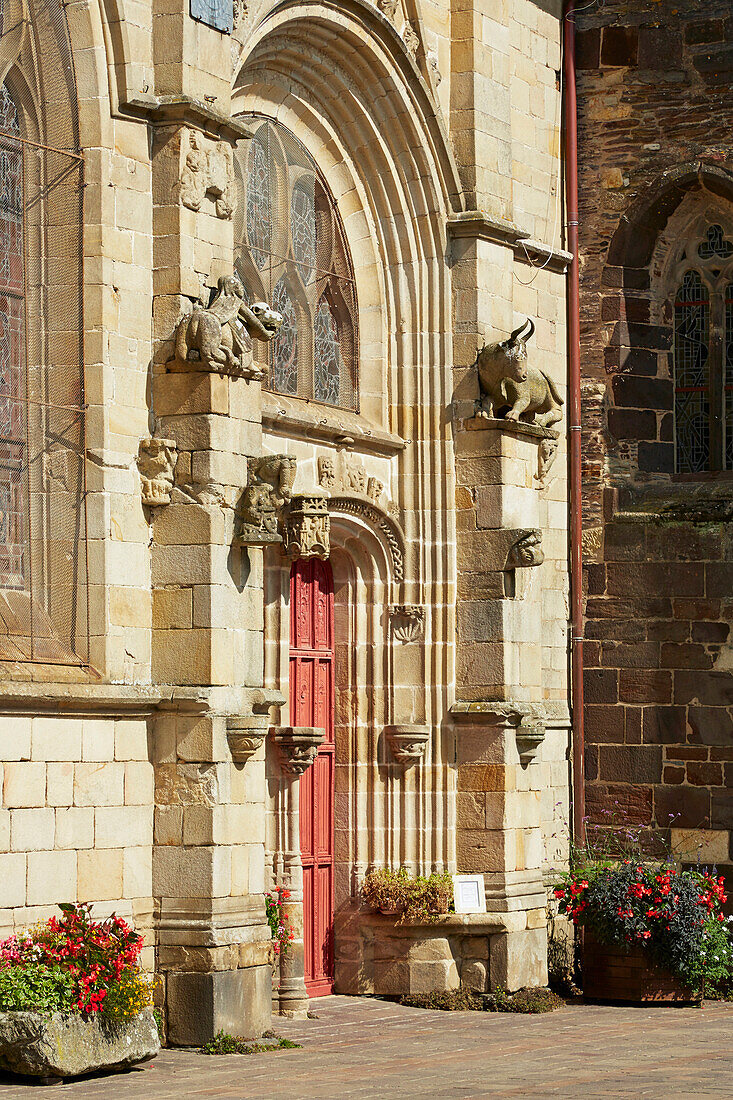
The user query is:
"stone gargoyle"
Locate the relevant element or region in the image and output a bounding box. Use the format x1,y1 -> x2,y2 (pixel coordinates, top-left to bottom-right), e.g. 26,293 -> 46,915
476,318 -> 563,428
173,274 -> 282,380
234,454 -> 297,546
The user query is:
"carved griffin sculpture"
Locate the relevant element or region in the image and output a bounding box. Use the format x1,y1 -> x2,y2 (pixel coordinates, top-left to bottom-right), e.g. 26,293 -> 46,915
173,274 -> 282,380
476,318 -> 563,428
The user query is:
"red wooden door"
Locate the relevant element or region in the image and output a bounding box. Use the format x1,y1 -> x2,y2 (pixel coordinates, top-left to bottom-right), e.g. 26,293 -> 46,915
289,558 -> 335,996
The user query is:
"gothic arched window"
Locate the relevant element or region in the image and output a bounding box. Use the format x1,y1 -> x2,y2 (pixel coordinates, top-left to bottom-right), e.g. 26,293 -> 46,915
673,225 -> 733,474
235,117 -> 358,411
0,0 -> 87,667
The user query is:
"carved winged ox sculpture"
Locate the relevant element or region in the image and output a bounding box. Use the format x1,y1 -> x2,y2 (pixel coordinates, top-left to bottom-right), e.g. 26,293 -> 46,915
476,318 -> 563,428
174,274 -> 282,380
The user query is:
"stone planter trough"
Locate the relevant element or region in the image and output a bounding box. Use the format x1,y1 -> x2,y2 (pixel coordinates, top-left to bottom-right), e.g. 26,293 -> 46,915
0,1008 -> 160,1081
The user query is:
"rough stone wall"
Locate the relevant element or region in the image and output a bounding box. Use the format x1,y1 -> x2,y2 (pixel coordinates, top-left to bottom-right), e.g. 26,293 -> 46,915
576,1 -> 733,876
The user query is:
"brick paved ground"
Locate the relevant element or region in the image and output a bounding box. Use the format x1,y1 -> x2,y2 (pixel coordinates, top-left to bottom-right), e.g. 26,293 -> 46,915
1,995 -> 732,1099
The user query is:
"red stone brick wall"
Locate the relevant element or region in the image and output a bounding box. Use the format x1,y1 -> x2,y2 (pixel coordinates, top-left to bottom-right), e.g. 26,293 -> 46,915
576,1 -> 733,873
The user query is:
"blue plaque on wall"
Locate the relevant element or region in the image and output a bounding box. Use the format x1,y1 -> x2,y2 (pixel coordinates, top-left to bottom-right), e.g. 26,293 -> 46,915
190,0 -> 233,33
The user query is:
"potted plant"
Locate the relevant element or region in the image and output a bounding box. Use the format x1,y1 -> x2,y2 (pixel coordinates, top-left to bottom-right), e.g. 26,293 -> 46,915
362,868 -> 410,915
554,856 -> 732,1003
0,903 -> 160,1081
362,868 -> 454,921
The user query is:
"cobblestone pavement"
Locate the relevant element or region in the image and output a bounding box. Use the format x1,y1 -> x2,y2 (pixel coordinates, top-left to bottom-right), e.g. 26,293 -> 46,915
2,995 -> 732,1099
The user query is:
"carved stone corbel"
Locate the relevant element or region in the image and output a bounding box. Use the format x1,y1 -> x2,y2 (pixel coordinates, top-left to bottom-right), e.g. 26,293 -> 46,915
537,437 -> 559,486
137,438 -> 178,507
506,529 -> 544,568
226,715 -> 269,763
282,494 -> 330,561
385,724 -> 430,766
273,727 -> 325,776
234,454 -> 297,547
390,605 -> 425,643
450,700 -> 546,763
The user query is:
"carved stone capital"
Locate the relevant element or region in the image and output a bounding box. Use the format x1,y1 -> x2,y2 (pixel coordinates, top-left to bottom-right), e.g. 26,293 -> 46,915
385,724 -> 430,765
137,439 -> 177,507
390,605 -> 425,643
273,727 -> 325,776
506,529 -> 544,568
282,494 -> 330,561
234,454 -> 297,547
226,715 -> 269,763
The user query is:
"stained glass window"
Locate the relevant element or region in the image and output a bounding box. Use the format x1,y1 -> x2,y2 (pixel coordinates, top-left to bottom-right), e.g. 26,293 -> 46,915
698,224 -> 733,260
246,137 -> 271,271
673,222 -> 733,475
674,271 -> 710,474
0,81 -> 25,588
235,117 -> 358,409
314,299 -> 341,406
271,276 -> 298,396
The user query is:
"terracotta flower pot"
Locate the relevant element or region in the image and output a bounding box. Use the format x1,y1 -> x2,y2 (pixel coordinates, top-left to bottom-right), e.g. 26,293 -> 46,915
582,930 -> 700,1005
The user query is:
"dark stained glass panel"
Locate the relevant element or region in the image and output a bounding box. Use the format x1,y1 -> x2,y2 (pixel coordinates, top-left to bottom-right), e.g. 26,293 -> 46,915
674,270 -> 710,474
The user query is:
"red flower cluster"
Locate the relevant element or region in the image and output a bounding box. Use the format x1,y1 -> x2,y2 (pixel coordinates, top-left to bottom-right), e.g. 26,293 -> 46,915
698,873 -> 727,922
0,903 -> 143,1016
265,886 -> 295,958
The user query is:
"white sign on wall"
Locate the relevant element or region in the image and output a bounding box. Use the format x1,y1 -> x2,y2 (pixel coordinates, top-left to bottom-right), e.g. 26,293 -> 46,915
452,873 -> 486,914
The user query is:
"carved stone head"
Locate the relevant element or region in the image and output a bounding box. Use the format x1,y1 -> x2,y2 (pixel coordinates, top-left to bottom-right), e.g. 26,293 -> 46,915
494,318 -> 535,383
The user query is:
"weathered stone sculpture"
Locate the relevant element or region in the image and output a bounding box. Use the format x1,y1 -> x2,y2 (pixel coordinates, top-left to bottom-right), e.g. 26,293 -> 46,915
283,495 -> 330,561
476,318 -> 563,428
173,274 -> 282,380
235,454 -> 297,546
137,438 -> 178,507
506,529 -> 544,568
179,128 -> 236,220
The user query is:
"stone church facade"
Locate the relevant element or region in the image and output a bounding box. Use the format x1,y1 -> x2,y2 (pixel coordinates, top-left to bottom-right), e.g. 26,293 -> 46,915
0,0 -> 575,1042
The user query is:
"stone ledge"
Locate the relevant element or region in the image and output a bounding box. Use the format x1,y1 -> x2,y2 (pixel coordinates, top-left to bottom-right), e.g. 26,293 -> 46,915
461,416 -> 560,441
262,392 -> 405,456
359,911 -> 506,932
447,211 -> 573,273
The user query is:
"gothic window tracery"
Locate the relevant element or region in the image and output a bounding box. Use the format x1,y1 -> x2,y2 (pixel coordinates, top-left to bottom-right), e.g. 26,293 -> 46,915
235,117 -> 358,410
672,225 -> 733,474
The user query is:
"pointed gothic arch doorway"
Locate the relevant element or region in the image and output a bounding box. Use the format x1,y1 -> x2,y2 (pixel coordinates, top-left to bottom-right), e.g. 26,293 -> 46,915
289,558 -> 335,996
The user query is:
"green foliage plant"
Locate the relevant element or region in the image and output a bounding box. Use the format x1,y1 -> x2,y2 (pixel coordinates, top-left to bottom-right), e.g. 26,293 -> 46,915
361,868 -> 454,922
0,962 -> 75,1014
200,1030 -> 301,1055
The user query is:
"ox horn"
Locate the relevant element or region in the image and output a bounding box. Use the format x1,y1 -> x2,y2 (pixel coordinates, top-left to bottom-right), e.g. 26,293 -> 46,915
508,318 -> 534,345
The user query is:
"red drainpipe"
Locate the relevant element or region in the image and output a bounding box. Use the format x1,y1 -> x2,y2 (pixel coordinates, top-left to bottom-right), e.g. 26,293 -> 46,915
564,1 -> 585,848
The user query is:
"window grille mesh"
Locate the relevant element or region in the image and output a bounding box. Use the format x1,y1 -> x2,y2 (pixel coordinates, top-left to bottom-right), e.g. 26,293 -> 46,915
0,0 -> 87,666
233,116 -> 359,412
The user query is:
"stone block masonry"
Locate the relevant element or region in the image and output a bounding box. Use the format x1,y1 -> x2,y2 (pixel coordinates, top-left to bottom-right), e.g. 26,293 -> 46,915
576,0 -> 733,887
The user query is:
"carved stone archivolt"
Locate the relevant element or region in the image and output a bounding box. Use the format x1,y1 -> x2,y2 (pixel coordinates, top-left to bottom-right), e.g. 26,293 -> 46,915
179,128 -> 236,219
273,727 -> 325,776
172,274 -> 282,380
385,724 -> 430,766
476,318 -> 563,429
283,494 -> 330,561
137,439 -> 178,507
389,605 -> 425,643
506,529 -> 544,568
329,496 -> 405,582
235,455 -> 297,547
